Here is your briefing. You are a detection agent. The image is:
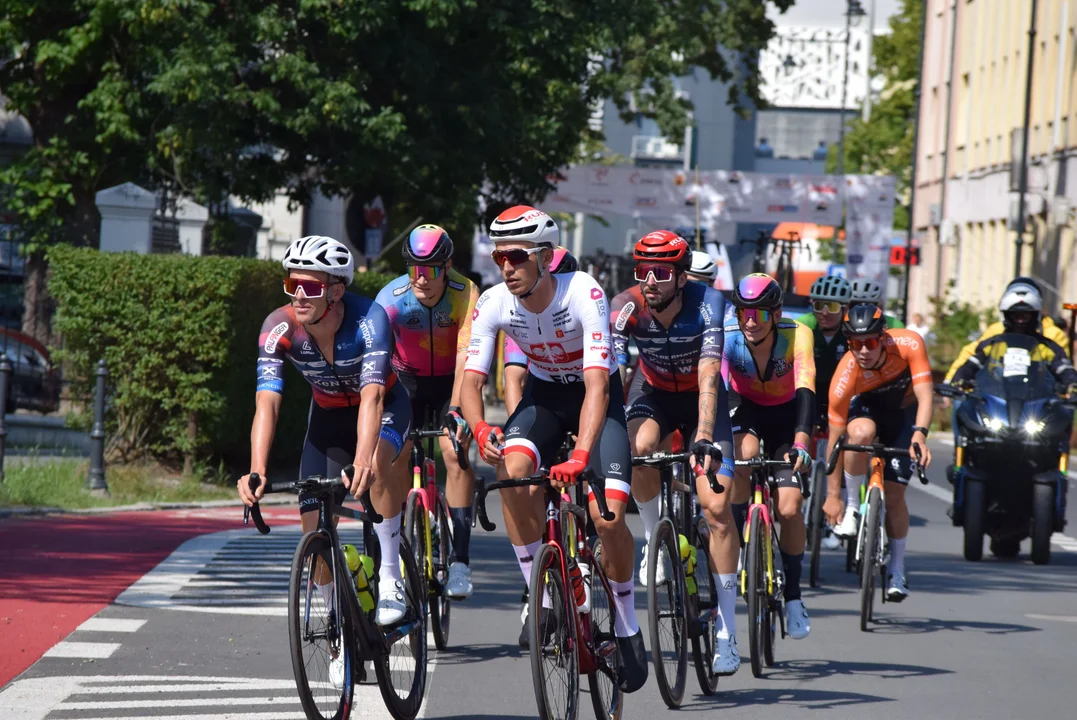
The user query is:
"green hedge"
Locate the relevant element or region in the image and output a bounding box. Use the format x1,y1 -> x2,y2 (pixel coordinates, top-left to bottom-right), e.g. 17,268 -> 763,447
48,246 -> 395,470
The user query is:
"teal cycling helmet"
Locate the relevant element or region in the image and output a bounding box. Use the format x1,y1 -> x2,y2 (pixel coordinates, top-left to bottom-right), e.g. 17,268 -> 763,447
809,275 -> 852,303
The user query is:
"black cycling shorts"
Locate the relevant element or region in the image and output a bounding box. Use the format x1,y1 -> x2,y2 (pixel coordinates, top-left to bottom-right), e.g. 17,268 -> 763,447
848,397 -> 917,485
730,397 -> 802,490
626,380 -> 699,439
396,372 -> 453,430
298,383 -> 412,514
502,372 -> 633,505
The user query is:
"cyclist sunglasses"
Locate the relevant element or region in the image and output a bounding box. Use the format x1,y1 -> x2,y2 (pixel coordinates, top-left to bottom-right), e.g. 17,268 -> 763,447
283,277 -> 327,299
634,264 -> 676,283
849,336 -> 882,351
736,307 -> 773,325
491,247 -> 544,266
813,300 -> 844,313
408,265 -> 444,281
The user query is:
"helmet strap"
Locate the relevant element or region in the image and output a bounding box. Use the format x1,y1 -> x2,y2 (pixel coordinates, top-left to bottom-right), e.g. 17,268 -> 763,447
520,265 -> 545,299
309,297 -> 335,325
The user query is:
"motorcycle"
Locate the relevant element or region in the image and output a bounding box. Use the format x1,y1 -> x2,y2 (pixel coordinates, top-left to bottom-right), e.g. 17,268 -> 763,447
938,361 -> 1075,565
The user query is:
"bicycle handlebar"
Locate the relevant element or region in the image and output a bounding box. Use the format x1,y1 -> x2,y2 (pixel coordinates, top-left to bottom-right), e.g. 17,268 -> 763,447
825,437 -> 929,485
472,468 -> 614,532
411,425 -> 472,472
241,466 -> 383,535
631,441 -> 726,495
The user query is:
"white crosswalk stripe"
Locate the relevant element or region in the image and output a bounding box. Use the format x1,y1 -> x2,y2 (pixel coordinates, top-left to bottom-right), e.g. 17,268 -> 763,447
0,675 -> 427,720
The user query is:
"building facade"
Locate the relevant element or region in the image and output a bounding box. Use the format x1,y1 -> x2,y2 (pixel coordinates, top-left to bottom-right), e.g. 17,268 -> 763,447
912,0 -> 1077,317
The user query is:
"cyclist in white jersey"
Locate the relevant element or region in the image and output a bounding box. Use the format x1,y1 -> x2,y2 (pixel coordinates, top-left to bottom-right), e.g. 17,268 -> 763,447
460,205 -> 648,694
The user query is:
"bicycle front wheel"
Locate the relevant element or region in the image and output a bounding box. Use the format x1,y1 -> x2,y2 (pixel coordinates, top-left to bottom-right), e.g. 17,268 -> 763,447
689,517 -> 719,695
647,519 -> 687,708
374,537 -> 428,720
808,462 -> 827,588
745,510 -> 767,679
859,488 -> 882,632
403,493 -> 431,626
288,531 -> 356,720
529,542 -> 579,720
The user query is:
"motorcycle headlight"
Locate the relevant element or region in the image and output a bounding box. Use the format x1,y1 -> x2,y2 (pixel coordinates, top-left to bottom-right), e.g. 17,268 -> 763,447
1023,419 -> 1045,435
984,416 -> 1005,432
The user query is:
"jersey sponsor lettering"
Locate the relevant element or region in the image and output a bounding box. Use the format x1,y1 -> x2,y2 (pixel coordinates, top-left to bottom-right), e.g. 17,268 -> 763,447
264,322 -> 289,354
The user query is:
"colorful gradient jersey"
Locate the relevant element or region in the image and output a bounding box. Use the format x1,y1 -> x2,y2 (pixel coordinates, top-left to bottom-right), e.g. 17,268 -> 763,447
721,319 -> 816,405
374,268 -> 478,377
504,336 -> 528,367
256,293 -> 393,409
610,281 -> 726,392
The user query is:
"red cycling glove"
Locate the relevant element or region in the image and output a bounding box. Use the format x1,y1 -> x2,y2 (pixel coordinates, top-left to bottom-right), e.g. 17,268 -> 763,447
550,449 -> 590,485
474,421 -> 503,463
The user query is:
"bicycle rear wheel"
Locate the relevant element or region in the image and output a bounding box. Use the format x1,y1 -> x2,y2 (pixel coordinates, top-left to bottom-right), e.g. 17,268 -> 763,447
587,539 -> 623,720
288,531 -> 356,720
808,462 -> 827,588
374,537 -> 428,720
430,500 -> 452,650
859,488 -> 882,632
745,511 -> 766,679
646,519 -> 687,708
689,518 -> 719,695
529,542 -> 579,720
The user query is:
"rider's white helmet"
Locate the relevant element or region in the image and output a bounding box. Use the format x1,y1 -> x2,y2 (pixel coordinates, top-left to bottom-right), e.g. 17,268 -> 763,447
282,235 -> 354,285
688,251 -> 718,282
850,278 -> 883,303
999,281 -> 1043,313
489,205 -> 560,248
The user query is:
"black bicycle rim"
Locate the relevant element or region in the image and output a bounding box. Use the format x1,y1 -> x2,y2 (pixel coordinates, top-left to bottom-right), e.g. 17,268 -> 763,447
288,531 -> 355,720
430,500 -> 452,650
374,537 -> 428,720
746,511 -> 766,679
689,518 -> 720,695
529,543 -> 579,720
587,539 -> 623,720
647,519 -> 687,708
859,489 -> 880,633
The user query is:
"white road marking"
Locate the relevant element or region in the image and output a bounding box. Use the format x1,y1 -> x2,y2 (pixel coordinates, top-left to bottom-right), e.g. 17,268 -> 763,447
76,617 -> 147,633
0,674 -> 431,720
42,641 -> 120,659
1025,613 -> 1077,623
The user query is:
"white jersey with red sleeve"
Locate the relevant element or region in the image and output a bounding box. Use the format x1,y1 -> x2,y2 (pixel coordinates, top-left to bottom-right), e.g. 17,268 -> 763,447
464,271 -> 616,384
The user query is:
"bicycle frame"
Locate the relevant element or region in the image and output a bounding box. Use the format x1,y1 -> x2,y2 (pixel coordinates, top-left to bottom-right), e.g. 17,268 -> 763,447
737,456 -> 794,598
409,428 -> 450,583
474,469 -> 619,678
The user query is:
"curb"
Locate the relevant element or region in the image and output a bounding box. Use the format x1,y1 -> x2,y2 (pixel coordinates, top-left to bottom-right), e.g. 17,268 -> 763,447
0,494 -> 295,520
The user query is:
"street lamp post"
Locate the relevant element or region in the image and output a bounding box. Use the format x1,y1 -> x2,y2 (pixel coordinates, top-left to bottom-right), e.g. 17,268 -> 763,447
1014,0 -> 1039,274
837,0 -> 867,176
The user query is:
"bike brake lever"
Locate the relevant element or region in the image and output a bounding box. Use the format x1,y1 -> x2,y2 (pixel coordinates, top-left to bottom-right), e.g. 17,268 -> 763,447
244,473 -> 271,535
341,465 -> 383,523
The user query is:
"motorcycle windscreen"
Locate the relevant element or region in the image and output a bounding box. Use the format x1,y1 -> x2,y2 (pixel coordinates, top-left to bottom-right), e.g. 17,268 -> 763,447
974,361 -> 1058,428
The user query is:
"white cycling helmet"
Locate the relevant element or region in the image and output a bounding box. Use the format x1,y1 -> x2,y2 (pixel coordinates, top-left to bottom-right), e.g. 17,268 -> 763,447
282,235 -> 354,285
489,205 -> 560,248
850,278 -> 883,303
999,281 -> 1042,313
687,251 -> 718,282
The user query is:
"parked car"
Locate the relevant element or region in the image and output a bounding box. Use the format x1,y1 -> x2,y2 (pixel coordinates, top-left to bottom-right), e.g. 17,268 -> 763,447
0,328 -> 61,414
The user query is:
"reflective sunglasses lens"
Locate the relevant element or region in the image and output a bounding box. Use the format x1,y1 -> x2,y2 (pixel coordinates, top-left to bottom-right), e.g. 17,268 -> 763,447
737,308 -> 771,324
408,265 -> 442,281
283,278 -> 326,298
492,249 -> 531,266
635,265 -> 674,283
814,301 -> 841,313
851,337 -> 880,351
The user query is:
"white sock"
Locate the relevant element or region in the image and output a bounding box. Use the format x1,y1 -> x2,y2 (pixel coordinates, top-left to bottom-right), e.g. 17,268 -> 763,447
714,573 -> 738,640
513,540 -> 551,608
889,537 -> 907,577
610,577 -> 640,637
845,472 -> 866,507
636,494 -> 661,542
316,580 -> 335,609
375,513 -> 403,586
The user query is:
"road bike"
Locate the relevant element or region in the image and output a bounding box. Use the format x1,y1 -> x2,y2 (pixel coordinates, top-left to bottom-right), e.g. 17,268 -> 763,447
739,230 -> 810,296
474,465 -> 622,720
824,438 -> 927,631
631,439 -> 725,706
243,469 -> 426,720
805,432 -> 829,588
736,452 -> 798,679
402,418 -> 470,651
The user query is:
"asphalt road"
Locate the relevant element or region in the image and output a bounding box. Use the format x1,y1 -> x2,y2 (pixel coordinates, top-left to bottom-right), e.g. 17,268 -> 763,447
4,438 -> 1077,719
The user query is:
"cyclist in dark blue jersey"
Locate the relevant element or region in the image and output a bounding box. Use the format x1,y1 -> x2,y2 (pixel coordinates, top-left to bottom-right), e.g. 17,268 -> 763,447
238,235 -> 414,637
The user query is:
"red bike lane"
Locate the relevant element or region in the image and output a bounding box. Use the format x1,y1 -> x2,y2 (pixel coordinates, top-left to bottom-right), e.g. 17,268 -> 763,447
0,505 -> 296,687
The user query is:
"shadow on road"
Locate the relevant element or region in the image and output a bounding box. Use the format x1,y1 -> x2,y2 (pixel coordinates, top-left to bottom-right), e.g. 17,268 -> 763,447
433,642 -> 522,666
764,657 -> 952,682
867,615 -> 1039,635
677,686 -> 892,711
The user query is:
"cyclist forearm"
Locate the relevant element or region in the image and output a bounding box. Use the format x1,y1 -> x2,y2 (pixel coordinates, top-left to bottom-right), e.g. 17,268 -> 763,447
460,370 -> 487,431
695,359 -> 721,442
912,384 -> 934,431
503,365 -> 526,417
825,425 -> 844,498
250,391 -> 281,474
355,385 -> 385,463
575,369 -> 610,455
449,349 -> 468,408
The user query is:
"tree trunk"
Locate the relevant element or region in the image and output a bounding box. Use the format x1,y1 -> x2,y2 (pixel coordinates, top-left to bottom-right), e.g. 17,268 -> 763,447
21,250 -> 51,348
184,410 -> 198,477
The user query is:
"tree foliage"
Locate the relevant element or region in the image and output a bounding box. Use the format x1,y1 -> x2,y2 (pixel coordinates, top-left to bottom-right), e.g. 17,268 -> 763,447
826,0 -> 921,229
1,0 -> 793,245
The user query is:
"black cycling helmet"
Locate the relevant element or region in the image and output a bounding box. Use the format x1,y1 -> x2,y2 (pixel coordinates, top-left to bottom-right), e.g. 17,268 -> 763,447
809,275 -> 852,303
732,273 -> 783,309
842,303 -> 888,337
402,224 -> 454,265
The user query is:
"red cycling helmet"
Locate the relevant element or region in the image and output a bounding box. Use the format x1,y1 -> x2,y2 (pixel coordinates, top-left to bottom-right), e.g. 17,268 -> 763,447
633,230 -> 691,269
